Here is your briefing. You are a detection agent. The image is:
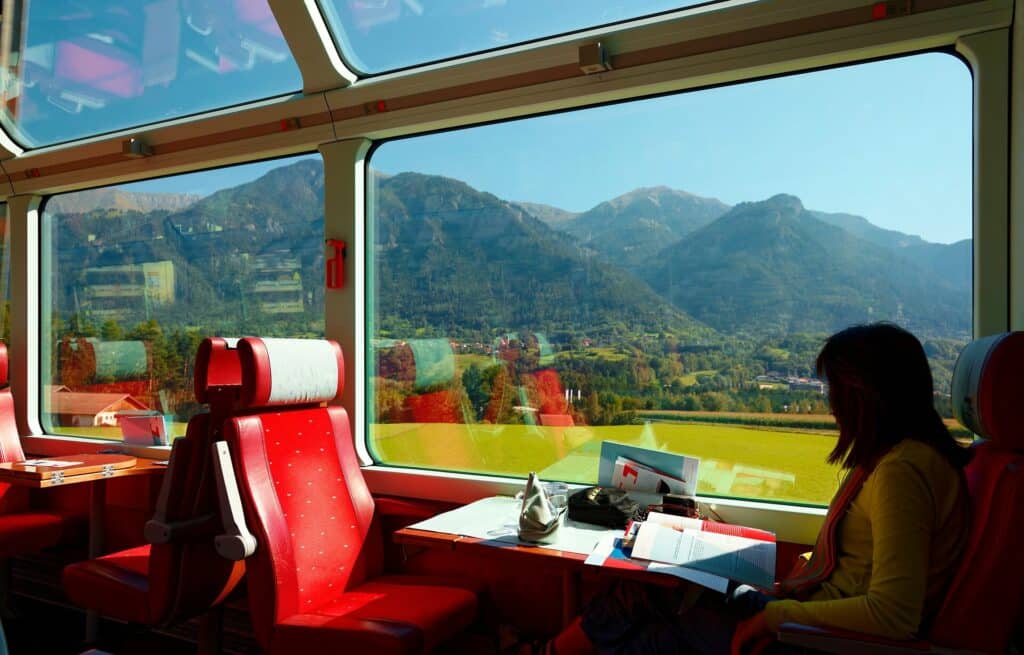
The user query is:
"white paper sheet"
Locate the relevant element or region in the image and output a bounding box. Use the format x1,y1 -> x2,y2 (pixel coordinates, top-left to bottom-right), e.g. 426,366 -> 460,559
407,496 -> 619,555
583,534 -> 730,593
631,522 -> 775,588
20,459 -> 82,467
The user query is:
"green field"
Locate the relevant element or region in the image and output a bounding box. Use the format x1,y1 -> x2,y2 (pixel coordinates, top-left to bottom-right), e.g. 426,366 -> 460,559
676,370 -> 718,386
370,421 -> 841,506
50,417 -> 844,506
453,353 -> 495,375
49,423 -> 190,441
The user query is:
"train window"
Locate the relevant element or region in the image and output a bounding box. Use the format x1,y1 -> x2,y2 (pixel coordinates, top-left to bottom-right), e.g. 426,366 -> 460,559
317,0 -> 721,74
366,52 -> 971,505
40,155 -> 324,441
0,0 -> 302,147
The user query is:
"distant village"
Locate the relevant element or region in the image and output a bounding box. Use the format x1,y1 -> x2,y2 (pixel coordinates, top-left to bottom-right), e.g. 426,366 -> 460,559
754,373 -> 826,394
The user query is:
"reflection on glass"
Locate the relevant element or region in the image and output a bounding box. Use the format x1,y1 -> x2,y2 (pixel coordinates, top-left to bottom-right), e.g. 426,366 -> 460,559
318,0 -> 723,74
41,155 -> 324,440
366,54 -> 972,505
1,0 -> 302,146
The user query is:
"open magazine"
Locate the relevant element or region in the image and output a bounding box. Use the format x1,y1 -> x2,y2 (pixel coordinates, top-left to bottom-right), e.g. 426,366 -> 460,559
630,511 -> 776,589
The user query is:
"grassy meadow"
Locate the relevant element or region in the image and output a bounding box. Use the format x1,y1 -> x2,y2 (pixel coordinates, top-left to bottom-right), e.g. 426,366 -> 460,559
370,420 -> 843,506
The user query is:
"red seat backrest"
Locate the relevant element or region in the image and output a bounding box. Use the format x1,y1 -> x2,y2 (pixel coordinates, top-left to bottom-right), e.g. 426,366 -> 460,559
0,343 -> 24,465
928,332 -> 1024,654
0,343 -> 29,515
223,337 -> 374,651
147,337 -> 245,624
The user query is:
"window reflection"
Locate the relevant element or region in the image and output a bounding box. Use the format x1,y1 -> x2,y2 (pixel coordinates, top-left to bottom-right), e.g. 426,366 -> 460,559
0,0 -> 301,146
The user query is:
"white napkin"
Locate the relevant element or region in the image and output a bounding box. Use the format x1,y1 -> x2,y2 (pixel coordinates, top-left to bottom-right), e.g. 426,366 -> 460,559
518,472 -> 564,543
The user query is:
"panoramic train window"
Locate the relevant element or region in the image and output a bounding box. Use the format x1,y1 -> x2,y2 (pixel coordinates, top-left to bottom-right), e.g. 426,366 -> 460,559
41,155 -> 324,441
0,0 -> 302,147
318,0 -> 722,73
367,53 -> 972,505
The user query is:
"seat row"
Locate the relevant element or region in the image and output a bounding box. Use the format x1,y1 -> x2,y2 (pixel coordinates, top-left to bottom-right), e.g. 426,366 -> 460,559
57,336 -> 479,654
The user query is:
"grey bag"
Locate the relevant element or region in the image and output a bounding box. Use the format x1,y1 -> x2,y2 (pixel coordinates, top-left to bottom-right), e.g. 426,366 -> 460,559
518,472 -> 565,544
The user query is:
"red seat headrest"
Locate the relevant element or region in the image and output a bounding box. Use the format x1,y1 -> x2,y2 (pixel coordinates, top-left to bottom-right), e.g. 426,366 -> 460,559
194,337 -> 243,404
237,337 -> 344,409
0,342 -> 8,387
952,331 -> 1024,449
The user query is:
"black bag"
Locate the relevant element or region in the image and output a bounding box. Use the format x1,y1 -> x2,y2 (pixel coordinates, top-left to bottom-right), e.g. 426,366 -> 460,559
567,486 -> 640,528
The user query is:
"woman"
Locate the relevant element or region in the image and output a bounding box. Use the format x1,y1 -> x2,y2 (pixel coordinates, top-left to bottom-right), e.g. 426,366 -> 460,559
535,323 -> 971,655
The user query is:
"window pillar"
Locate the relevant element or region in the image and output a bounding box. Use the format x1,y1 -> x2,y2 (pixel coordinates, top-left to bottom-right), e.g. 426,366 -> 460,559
320,138 -> 372,464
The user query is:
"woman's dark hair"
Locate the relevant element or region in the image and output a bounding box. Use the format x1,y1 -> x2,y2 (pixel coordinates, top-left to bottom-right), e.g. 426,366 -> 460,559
816,323 -> 971,470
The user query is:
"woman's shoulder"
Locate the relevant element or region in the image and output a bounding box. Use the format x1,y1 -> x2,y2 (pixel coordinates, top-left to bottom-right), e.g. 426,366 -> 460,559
875,439 -> 963,487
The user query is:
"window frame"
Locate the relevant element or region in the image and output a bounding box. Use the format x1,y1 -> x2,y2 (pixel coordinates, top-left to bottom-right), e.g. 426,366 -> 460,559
0,0 -> 1005,542
357,48 -> 975,512
29,151 -> 325,450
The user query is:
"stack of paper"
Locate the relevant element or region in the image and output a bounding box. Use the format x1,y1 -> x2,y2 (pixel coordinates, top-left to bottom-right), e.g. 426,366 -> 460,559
585,511 -> 776,592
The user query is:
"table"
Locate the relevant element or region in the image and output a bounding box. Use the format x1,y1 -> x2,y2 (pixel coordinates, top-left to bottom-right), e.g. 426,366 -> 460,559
0,454 -> 165,641
393,496 -> 681,627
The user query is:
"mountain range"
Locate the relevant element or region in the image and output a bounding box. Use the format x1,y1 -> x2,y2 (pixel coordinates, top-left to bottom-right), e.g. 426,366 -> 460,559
47,188 -> 200,215
49,159 -> 971,340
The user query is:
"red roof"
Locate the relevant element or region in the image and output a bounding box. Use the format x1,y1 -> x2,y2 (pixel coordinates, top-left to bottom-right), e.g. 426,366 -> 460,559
48,392 -> 148,415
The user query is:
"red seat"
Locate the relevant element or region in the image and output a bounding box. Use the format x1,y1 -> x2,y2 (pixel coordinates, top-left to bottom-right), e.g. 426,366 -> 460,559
62,337 -> 245,632
0,343 -> 80,561
779,331 -> 1024,654
218,337 -> 478,654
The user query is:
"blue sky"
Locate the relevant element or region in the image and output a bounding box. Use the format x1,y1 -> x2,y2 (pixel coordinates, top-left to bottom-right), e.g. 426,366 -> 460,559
322,0 -> 720,73
128,52 -> 971,244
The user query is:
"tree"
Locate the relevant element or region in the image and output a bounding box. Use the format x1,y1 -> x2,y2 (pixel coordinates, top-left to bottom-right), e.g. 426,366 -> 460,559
100,319 -> 124,341
461,364 -> 491,421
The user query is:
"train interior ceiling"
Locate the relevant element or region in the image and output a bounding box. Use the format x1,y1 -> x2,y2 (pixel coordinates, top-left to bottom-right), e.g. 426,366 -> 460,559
0,0 -> 1019,653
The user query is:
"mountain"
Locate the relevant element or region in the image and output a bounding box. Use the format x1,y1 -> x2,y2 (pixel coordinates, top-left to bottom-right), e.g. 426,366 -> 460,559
512,201 -> 579,226
900,238 -> 971,291
165,158 -> 324,258
374,173 -> 712,339
559,187 -> 730,271
812,210 -> 970,290
50,160 -> 327,325
645,194 -> 969,336
47,161 -> 968,343
48,189 -> 200,215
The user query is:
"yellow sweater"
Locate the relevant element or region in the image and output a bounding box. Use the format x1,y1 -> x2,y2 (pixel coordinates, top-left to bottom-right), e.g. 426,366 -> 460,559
762,439 -> 968,640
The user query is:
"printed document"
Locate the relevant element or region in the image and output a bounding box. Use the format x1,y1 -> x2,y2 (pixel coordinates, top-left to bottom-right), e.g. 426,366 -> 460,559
631,521 -> 775,588
20,459 -> 83,467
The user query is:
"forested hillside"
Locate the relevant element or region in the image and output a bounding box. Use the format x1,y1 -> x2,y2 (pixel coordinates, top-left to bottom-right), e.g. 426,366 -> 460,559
47,159 -> 970,422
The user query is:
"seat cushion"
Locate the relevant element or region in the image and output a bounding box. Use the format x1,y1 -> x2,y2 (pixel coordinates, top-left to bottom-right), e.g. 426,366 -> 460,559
62,545 -> 153,625
0,511 -> 68,559
272,578 -> 478,655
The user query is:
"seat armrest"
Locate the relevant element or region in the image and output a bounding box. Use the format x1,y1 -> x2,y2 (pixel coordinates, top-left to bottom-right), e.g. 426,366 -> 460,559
146,438 -> 191,539
144,513 -> 219,545
777,623 -> 933,654
211,441 -> 257,561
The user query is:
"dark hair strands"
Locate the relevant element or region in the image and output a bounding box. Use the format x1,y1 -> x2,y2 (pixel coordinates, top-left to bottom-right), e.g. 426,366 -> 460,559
817,323 -> 972,471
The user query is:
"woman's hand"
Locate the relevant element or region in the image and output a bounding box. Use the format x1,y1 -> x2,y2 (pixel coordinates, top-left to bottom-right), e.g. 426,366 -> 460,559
731,611 -> 773,655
